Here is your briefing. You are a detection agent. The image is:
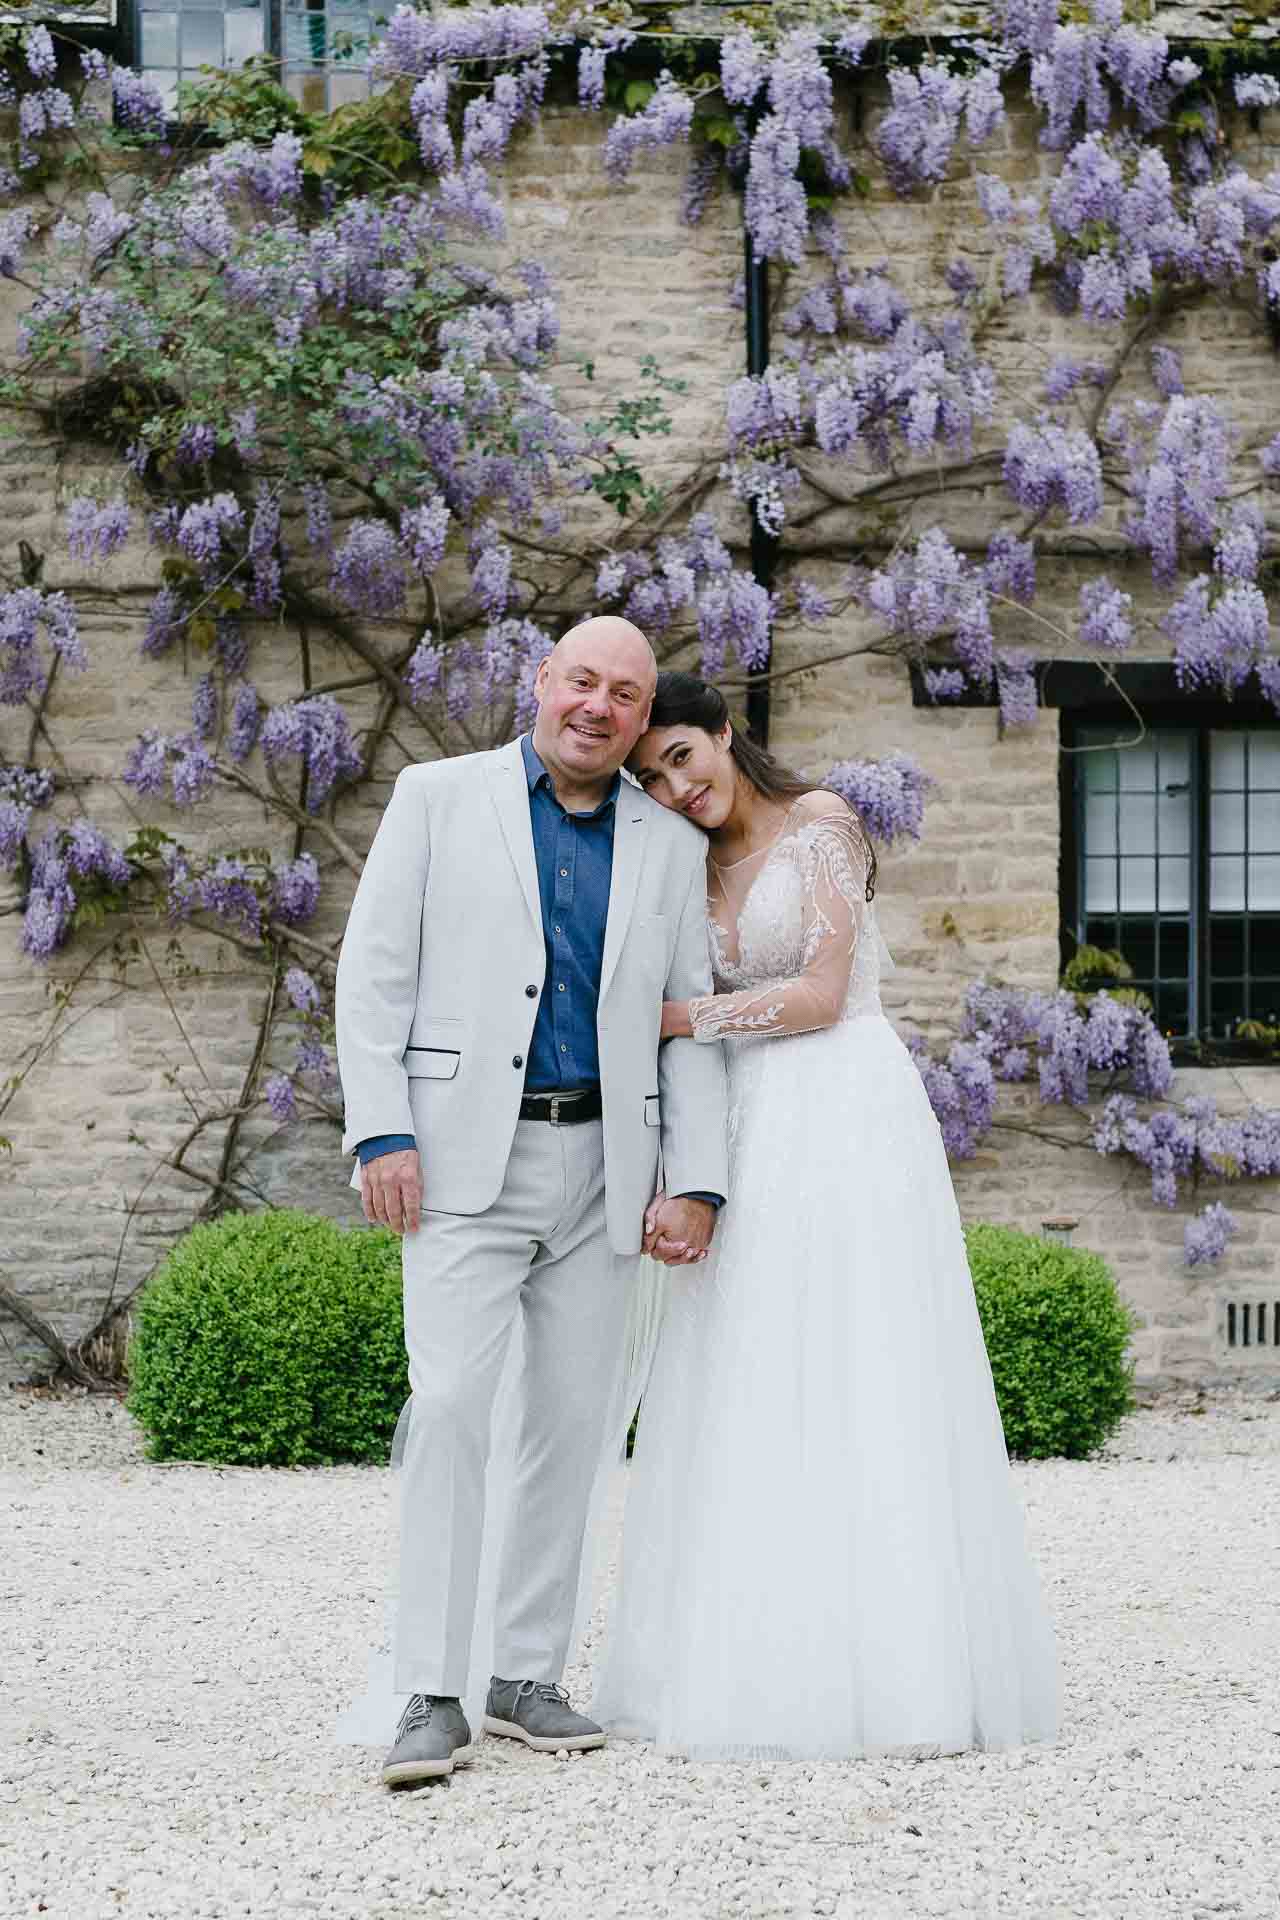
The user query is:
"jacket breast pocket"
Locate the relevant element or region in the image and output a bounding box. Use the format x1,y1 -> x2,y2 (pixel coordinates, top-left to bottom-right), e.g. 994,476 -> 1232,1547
644,1094 -> 661,1128
404,1047 -> 461,1081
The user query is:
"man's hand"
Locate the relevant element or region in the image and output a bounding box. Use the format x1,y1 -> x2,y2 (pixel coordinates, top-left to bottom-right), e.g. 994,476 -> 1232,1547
643,1192 -> 716,1266
361,1148 -> 424,1235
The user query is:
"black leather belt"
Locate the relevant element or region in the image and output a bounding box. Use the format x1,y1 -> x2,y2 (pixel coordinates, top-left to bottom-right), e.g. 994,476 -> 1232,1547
519,1088 -> 603,1125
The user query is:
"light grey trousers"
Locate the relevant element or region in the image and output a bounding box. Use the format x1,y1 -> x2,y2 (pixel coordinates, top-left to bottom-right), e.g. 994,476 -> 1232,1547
394,1117 -> 634,1695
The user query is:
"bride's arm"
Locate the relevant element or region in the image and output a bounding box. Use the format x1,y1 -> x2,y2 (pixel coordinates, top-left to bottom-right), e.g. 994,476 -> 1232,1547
675,796 -> 869,1044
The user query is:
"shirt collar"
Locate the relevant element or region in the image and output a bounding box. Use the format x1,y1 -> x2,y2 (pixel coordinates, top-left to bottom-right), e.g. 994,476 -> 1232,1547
521,733 -> 621,819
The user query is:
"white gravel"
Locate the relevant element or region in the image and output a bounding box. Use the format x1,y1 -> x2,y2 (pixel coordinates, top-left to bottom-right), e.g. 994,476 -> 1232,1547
4,1384 -> 1279,1920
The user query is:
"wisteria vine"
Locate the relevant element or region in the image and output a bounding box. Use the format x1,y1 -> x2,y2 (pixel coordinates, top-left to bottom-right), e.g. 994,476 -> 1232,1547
2,0 -> 1280,1349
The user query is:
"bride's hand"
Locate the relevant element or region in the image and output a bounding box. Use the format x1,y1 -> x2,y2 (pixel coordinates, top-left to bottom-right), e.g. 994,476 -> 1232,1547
660,1000 -> 693,1041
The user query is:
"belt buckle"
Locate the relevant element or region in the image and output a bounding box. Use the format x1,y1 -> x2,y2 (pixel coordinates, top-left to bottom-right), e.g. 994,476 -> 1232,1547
549,1095 -> 563,1126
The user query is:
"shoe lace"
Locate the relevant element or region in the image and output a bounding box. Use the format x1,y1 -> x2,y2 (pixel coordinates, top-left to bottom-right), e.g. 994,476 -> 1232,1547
397,1694 -> 435,1738
515,1680 -> 572,1708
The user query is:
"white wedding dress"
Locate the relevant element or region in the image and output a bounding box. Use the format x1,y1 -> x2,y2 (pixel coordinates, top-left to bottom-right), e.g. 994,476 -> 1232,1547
592,793 -> 1060,1760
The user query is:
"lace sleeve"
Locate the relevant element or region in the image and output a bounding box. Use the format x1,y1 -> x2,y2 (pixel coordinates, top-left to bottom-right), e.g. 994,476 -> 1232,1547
689,801 -> 870,1043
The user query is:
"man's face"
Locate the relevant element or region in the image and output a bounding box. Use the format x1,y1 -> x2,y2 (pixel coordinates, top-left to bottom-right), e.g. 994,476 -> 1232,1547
532,627 -> 655,784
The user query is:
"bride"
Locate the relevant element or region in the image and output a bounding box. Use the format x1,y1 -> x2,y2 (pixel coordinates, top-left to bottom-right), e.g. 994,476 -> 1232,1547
592,672 -> 1060,1761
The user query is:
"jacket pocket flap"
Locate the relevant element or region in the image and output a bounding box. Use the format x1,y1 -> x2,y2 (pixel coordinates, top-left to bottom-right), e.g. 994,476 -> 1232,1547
404,1046 -> 461,1081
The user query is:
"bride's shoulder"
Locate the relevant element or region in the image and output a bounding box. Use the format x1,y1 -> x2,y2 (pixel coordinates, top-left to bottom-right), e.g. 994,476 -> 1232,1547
783,789 -> 861,836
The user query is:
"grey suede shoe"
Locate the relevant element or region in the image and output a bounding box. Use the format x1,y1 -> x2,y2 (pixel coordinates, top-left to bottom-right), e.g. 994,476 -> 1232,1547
382,1694 -> 474,1786
483,1677 -> 606,1753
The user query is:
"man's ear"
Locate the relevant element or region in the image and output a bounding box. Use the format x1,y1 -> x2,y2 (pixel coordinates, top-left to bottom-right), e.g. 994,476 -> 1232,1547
533,653 -> 552,698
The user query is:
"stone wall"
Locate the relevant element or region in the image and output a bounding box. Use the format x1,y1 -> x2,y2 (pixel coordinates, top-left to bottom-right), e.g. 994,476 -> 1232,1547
4,63 -> 1280,1385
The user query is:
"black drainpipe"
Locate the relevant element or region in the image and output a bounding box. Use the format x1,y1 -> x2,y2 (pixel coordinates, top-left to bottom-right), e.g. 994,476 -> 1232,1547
743,227 -> 776,747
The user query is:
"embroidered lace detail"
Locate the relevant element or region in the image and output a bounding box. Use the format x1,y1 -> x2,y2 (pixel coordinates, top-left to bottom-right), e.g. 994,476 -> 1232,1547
689,795 -> 886,1044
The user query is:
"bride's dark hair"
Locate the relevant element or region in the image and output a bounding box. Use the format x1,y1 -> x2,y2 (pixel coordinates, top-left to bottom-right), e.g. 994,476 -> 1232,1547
646,671 -> 877,900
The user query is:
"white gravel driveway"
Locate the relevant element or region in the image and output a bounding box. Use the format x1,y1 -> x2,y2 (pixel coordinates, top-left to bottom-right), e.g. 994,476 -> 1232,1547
3,1386 -> 1279,1920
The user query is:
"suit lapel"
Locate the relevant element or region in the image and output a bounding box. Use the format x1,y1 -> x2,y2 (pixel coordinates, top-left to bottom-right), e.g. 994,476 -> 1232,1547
600,796 -> 648,1002
486,740 -> 542,937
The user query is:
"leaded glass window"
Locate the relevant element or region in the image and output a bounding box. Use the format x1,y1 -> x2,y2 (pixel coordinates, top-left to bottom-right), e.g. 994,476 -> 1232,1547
133,0 -> 374,115
1072,722 -> 1280,1043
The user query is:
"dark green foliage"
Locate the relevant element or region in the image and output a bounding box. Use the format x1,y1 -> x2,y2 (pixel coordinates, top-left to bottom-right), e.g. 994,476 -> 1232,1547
127,1210 -> 407,1465
966,1223 -> 1135,1460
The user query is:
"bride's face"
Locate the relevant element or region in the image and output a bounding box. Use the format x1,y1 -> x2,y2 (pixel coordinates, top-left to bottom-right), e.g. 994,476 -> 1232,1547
628,721 -> 736,828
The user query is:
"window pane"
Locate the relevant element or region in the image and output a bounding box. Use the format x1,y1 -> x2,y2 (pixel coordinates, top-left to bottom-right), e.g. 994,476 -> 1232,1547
225,8 -> 265,63
1119,795 -> 1155,854
141,11 -> 179,64
1085,793 -> 1117,852
1160,920 -> 1190,978
1211,792 -> 1245,852
1157,793 -> 1190,855
1121,920 -> 1155,978
1250,918 -> 1280,975
1120,861 -> 1156,912
182,11 -> 225,65
1118,744 -> 1158,793
1211,731 -> 1246,789
1249,981 -> 1280,1025
1211,855 -> 1245,911
1156,982 -> 1188,1036
1081,747 -> 1117,792
1210,979 -> 1245,1035
330,69 -> 369,103
1157,857 -> 1190,912
1249,792 -> 1280,852
1248,733 -> 1280,788
1210,918 -> 1245,976
1248,857 -> 1280,910
1085,858 -> 1117,913
1157,734 -> 1192,788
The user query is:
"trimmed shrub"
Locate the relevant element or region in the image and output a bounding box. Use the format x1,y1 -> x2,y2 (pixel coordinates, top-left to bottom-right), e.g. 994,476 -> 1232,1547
965,1222 -> 1134,1459
127,1209 -> 406,1465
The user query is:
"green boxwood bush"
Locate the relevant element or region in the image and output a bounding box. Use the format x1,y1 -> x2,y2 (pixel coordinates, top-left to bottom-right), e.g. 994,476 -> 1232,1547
127,1210 -> 407,1466
965,1222 -> 1134,1459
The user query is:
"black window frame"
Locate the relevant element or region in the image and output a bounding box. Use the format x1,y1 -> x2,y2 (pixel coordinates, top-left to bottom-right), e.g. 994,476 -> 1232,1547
122,0 -> 376,119
1061,700 -> 1280,1061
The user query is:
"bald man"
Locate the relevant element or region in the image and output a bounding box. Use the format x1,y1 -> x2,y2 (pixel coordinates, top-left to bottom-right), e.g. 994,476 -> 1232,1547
335,617 -> 729,1785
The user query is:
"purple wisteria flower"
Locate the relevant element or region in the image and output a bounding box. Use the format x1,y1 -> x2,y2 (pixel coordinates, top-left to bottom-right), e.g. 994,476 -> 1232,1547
23,26 -> 56,83
1004,420 -> 1103,523
176,494 -> 245,579
578,48 -> 607,113
1149,345 -> 1184,399
720,32 -> 767,109
191,674 -> 218,741
122,730 -> 169,798
908,1034 -> 996,1158
985,530 -> 1037,604
261,697 -> 363,810
143,586 -> 185,658
66,495 -> 130,565
331,520 -> 406,615
1123,396 -> 1232,584
696,572 -> 772,676
825,751 -> 932,844
404,639 -> 444,705
284,965 -> 322,1014
1185,1202 -> 1238,1267
1235,75 -> 1280,111
1079,577 -> 1134,653
271,854 -> 321,926
264,1073 -> 297,1122
996,651 -> 1038,728
228,682 -> 260,762
603,72 -> 693,185
112,68 -> 167,137
197,856 -> 262,939
0,589 -> 86,703
0,796 -> 31,868
922,667 -> 966,702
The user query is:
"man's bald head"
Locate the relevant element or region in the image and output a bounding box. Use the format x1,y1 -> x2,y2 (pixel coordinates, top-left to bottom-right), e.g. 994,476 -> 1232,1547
531,615 -> 658,800
552,615 -> 658,690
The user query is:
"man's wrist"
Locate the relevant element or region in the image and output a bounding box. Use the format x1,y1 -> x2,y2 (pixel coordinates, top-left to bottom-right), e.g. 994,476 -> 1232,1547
356,1134 -> 417,1166
676,1190 -> 724,1211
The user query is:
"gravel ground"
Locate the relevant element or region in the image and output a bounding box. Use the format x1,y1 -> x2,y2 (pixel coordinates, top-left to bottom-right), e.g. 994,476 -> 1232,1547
4,1385 -> 1279,1920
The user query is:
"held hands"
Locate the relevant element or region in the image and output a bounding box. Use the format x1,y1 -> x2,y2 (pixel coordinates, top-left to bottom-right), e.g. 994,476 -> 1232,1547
643,1190 -> 715,1266
361,1148 -> 423,1235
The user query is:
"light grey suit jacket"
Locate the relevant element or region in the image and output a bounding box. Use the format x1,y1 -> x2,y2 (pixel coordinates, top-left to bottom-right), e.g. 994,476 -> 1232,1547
335,738 -> 729,1254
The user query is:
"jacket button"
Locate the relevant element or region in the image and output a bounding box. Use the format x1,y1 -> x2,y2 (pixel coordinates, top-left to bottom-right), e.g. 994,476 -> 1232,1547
512,1055 -> 523,1069
525,984 -> 538,998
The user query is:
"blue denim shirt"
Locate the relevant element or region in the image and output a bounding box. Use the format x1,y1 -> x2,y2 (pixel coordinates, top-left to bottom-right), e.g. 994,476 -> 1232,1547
357,738 -> 722,1208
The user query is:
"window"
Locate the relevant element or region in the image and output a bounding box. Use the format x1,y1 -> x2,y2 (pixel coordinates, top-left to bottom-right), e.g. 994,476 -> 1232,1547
133,0 -> 375,115
1066,718 -> 1280,1044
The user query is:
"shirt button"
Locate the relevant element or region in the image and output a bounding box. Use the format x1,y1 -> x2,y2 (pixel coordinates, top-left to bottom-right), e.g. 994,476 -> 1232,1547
560,1044 -> 567,1053
558,982 -> 566,992
525,985 -> 538,998
512,1055 -> 523,1069
553,925 -> 562,935
559,868 -> 568,877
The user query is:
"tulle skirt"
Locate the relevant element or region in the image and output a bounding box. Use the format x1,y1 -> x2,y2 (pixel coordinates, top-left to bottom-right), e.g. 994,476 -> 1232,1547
592,1012 -> 1060,1761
